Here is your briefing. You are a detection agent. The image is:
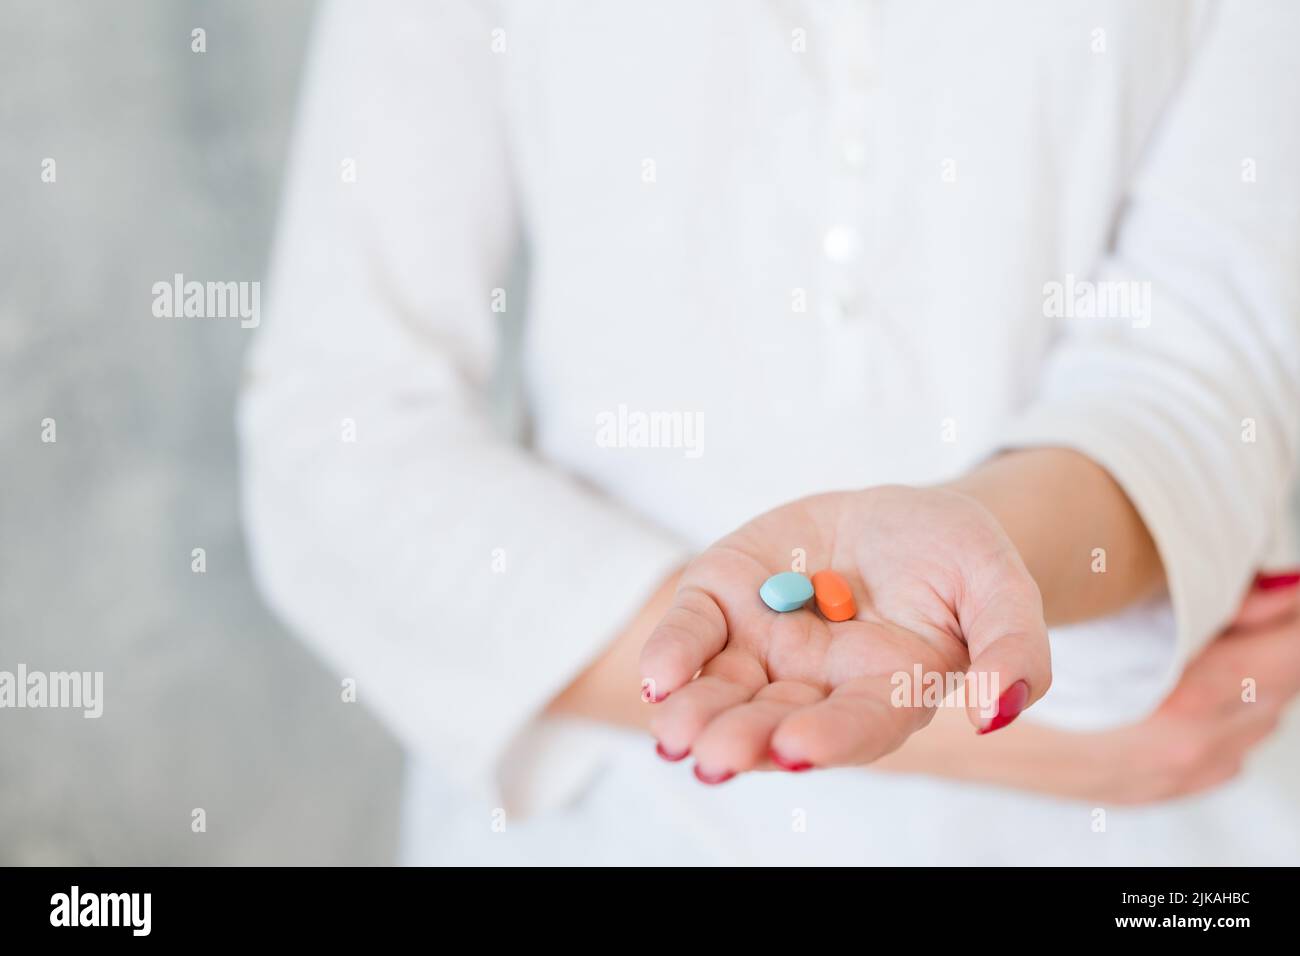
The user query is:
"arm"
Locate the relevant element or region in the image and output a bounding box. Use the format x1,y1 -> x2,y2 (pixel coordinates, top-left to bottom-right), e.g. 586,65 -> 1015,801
875,4 -> 1300,785
946,448 -> 1164,627
549,445 -> 1162,730
240,0 -> 685,809
551,463 -> 1299,804
876,576 -> 1300,803
986,0 -> 1300,664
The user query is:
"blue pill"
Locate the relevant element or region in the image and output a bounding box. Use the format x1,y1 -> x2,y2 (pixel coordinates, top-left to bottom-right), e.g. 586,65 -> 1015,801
759,572 -> 814,612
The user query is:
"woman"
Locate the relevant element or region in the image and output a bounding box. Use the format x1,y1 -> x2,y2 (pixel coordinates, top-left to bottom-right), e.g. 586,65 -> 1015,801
240,0 -> 1300,864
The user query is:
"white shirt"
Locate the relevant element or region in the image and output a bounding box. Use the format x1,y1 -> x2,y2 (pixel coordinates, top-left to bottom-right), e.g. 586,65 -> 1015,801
239,0 -> 1300,864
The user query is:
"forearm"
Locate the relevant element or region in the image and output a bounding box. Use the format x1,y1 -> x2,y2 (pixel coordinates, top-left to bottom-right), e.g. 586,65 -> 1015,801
873,704 -> 1098,795
946,448 -> 1165,626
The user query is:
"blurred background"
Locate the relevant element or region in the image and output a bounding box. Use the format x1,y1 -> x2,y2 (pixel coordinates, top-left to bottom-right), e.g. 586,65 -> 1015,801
0,0 -> 403,864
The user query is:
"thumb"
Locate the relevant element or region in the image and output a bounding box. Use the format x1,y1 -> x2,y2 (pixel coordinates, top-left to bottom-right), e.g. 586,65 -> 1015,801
959,554 -> 1052,734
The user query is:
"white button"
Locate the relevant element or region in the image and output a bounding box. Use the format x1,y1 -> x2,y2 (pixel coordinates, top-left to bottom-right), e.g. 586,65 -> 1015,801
822,225 -> 861,263
823,291 -> 864,326
840,139 -> 868,169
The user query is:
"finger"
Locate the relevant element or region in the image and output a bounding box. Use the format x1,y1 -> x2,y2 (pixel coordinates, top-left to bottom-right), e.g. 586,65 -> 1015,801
1226,709 -> 1283,749
690,681 -> 824,777
960,556 -> 1052,733
769,676 -> 929,768
1209,612 -> 1300,700
648,648 -> 767,760
1227,571 -> 1300,630
639,586 -> 728,702
1182,759 -> 1245,798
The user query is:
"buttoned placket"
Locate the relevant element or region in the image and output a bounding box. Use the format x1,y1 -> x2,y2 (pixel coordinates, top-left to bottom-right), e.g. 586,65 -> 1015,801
816,2 -> 879,406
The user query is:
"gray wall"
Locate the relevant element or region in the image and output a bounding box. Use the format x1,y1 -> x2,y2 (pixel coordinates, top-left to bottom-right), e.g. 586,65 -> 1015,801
0,0 -> 401,864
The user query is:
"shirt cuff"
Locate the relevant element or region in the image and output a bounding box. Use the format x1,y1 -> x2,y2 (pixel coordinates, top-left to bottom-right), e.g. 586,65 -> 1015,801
991,402 -> 1251,669
447,521 -> 686,818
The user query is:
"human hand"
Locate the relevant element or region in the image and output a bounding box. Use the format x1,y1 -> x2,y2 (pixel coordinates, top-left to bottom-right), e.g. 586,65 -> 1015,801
638,486 -> 1052,782
881,571 -> 1300,805
1086,572 -> 1300,804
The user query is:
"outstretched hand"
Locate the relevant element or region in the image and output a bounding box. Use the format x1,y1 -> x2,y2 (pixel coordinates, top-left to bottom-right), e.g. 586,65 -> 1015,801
639,486 -> 1052,783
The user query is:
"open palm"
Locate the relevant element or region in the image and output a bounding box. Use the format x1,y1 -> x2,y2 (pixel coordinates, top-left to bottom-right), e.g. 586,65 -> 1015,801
640,486 -> 1051,782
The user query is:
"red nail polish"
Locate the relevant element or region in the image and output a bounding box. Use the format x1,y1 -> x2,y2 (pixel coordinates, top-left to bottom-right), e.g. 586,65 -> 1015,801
693,765 -> 735,785
655,742 -> 689,762
978,679 -> 1030,735
1255,570 -> 1300,591
769,749 -> 813,772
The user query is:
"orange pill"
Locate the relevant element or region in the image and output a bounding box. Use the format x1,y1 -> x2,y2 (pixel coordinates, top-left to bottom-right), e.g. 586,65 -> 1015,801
811,569 -> 856,622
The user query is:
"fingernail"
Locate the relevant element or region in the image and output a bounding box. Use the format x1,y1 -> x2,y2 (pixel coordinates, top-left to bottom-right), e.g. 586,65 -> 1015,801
693,764 -> 735,785
655,742 -> 689,762
1254,570 -> 1300,591
640,682 -> 670,703
769,749 -> 813,772
977,679 -> 1030,735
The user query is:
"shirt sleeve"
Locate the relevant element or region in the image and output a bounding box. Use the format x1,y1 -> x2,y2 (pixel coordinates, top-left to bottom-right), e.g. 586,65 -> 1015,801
995,1 -> 1300,663
237,0 -> 686,813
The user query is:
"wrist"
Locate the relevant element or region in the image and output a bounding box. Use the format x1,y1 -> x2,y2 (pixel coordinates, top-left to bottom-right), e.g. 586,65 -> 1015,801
941,448 -> 1163,625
